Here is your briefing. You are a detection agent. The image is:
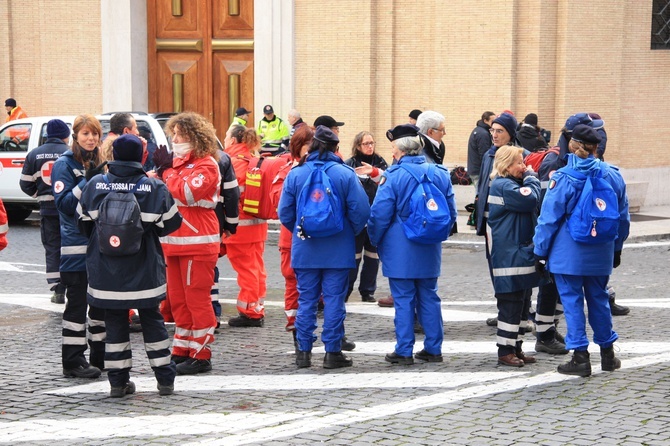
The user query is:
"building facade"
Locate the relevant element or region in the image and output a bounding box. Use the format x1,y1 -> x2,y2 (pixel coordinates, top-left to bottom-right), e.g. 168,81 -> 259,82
1,1 -> 669,204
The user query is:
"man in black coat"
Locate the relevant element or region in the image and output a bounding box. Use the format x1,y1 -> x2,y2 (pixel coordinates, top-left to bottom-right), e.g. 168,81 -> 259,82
466,111 -> 495,188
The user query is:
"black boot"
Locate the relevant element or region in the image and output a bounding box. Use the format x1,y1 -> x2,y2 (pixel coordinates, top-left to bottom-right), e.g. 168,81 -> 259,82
296,351 -> 312,368
291,330 -> 298,354
601,345 -> 621,371
557,350 -> 591,377
608,286 -> 630,316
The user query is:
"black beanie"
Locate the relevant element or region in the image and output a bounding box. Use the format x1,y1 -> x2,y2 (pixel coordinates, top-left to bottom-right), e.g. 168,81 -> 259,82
112,134 -> 144,163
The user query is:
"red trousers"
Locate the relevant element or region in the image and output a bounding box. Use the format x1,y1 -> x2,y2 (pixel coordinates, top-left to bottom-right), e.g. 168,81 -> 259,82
280,246 -> 299,331
166,255 -> 218,359
226,242 -> 267,319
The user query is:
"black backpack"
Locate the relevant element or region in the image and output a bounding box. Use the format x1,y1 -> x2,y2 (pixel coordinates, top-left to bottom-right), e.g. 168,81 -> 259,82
96,175 -> 146,256
450,166 -> 472,185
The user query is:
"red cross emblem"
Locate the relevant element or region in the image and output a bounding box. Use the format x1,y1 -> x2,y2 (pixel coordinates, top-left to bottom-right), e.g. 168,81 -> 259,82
41,161 -> 56,186
310,188 -> 325,202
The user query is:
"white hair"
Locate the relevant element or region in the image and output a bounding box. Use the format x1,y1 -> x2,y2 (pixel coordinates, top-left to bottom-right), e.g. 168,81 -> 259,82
416,110 -> 445,134
395,136 -> 424,155
288,109 -> 301,119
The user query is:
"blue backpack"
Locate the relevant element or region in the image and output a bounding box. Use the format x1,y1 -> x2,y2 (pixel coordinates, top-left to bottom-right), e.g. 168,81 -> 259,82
295,160 -> 344,239
562,164 -> 620,244
397,163 -> 452,244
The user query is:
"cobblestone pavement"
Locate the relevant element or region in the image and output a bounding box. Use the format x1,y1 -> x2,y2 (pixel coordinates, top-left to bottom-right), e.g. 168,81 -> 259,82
1,216 -> 670,445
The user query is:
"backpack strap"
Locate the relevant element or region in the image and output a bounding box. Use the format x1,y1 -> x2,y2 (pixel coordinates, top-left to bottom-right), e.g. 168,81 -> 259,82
398,162 -> 428,185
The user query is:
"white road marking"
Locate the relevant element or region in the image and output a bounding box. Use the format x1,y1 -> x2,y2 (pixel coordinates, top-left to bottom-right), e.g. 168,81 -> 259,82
0,261 -> 45,274
6,351 -> 670,445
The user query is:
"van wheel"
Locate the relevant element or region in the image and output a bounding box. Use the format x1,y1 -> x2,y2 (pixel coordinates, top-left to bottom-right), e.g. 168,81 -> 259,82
6,207 -> 33,223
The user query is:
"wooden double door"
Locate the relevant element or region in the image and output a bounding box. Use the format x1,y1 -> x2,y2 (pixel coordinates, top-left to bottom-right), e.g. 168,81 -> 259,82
147,0 -> 254,140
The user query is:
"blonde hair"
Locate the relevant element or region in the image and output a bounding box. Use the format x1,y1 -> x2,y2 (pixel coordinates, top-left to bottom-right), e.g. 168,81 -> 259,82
490,145 -> 524,180
569,139 -> 597,159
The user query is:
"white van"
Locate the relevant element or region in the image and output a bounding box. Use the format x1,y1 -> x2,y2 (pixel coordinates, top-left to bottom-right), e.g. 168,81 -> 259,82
0,113 -> 173,222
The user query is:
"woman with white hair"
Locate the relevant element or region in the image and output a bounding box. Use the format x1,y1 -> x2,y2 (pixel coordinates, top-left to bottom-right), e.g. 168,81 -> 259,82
368,124 -> 457,365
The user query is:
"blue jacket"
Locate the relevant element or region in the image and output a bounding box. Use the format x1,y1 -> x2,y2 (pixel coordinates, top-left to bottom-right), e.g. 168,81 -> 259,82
367,155 -> 457,279
475,144 -> 497,236
278,151 -> 370,269
487,175 -> 541,293
77,161 -> 183,310
533,154 -> 630,276
52,151 -> 90,272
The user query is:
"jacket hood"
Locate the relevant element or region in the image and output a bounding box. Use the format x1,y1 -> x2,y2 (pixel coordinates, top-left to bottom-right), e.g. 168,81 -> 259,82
566,153 -> 601,175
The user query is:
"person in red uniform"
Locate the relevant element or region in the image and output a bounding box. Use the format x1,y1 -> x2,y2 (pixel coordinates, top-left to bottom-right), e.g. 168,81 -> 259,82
151,112 -> 221,375
0,197 -> 8,251
270,125 -> 314,346
223,125 -> 269,327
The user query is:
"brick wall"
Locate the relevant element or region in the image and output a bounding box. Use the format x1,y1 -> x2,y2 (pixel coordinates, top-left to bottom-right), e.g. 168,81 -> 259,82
0,0 -> 103,118
294,0 -> 670,170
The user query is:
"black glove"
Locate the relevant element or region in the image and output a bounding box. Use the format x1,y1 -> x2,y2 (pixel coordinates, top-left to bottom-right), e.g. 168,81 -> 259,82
152,145 -> 173,176
85,160 -> 107,181
534,255 -> 547,275
613,250 -> 621,268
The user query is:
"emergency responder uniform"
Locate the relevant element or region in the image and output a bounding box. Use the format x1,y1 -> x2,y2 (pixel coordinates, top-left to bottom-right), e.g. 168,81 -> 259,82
4,98 -> 28,122
487,172 -> 541,366
211,150 -> 240,324
278,128 -> 370,369
223,141 -> 268,327
52,150 -> 106,377
0,198 -> 8,251
534,138 -> 629,376
257,111 -> 290,153
77,134 -> 183,396
368,141 -> 457,364
159,149 -> 221,374
19,120 -> 70,303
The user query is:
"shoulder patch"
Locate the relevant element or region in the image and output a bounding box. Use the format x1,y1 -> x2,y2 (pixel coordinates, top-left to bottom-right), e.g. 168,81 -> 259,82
379,176 -> 387,185
548,179 -> 556,189
519,187 -> 532,196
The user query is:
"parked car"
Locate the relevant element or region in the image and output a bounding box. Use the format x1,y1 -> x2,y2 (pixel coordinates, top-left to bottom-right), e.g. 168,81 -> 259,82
0,112 -> 174,222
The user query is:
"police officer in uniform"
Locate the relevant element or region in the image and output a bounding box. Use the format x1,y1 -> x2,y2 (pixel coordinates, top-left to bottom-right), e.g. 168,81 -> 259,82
19,119 -> 70,303
257,105 -> 290,154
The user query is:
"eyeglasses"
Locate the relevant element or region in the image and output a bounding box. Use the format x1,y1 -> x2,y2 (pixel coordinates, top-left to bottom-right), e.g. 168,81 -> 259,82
431,128 -> 446,134
361,141 -> 376,146
490,128 -> 506,135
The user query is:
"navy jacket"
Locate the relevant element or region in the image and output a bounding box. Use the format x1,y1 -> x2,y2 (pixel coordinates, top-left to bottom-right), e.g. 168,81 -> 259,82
20,138 -> 69,216
77,161 -> 182,310
368,155 -> 457,279
533,154 -> 630,276
52,151 -> 90,272
487,175 -> 541,293
466,120 -> 492,177
278,151 -> 370,269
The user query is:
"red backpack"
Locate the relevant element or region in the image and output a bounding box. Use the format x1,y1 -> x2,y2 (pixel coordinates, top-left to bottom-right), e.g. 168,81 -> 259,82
524,146 -> 560,173
242,152 -> 292,219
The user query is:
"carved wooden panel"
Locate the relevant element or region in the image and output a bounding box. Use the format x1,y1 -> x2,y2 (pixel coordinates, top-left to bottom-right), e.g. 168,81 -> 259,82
213,52 -> 254,132
212,0 -> 254,39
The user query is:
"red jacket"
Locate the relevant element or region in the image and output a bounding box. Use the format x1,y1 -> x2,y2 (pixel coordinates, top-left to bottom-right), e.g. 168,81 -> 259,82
160,152 -> 221,257
270,160 -> 295,249
223,142 -> 268,245
0,198 -> 7,251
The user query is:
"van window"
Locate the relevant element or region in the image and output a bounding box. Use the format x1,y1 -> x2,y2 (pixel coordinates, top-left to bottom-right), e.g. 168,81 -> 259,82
0,123 -> 32,152
39,123 -> 72,146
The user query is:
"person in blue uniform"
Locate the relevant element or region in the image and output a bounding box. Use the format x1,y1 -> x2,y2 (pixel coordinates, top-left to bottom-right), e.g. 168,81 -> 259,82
52,114 -> 107,378
19,119 -> 71,303
367,124 -> 457,365
487,145 -> 541,367
533,124 -> 630,377
78,134 -> 183,397
278,125 -> 370,369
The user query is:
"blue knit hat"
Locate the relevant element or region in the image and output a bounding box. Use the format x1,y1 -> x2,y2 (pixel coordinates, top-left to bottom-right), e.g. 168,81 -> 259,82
46,119 -> 70,139
492,113 -> 518,140
112,134 -> 144,162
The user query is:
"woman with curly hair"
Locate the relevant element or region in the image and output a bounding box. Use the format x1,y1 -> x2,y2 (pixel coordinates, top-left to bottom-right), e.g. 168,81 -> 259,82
52,114 -> 107,378
151,112 -> 221,375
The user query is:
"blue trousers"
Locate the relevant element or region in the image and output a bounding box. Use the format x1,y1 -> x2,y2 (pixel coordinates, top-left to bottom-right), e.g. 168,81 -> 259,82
388,277 -> 443,357
294,268 -> 348,353
554,274 -> 618,351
